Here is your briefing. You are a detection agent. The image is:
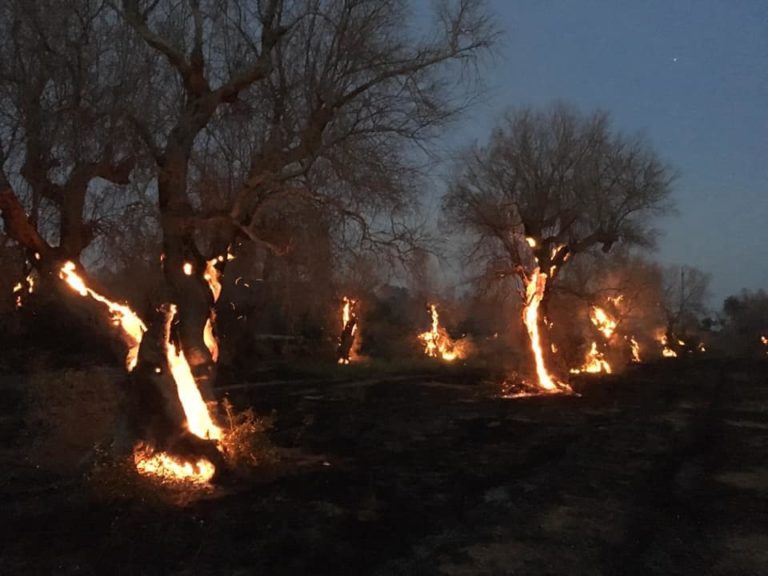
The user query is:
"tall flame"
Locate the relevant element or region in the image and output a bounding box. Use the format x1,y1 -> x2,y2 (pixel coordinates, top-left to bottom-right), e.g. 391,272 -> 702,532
59,262 -> 147,370
164,305 -> 222,441
522,269 -> 564,391
418,304 -> 467,362
630,337 -> 641,362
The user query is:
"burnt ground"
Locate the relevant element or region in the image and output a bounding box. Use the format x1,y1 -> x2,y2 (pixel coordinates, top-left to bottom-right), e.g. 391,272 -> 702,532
1,358 -> 767,575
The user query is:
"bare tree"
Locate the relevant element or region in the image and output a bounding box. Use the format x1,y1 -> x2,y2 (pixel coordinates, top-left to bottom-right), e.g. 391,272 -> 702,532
662,264 -> 711,340
0,0 -> 143,274
721,289 -> 768,356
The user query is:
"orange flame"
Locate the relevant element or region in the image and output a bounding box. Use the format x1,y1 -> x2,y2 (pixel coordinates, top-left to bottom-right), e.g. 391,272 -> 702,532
59,262 -> 147,370
570,341 -> 611,374
522,269 -> 566,392
630,337 -> 641,362
164,305 -> 221,441
590,306 -> 617,339
60,261 -> 222,484
418,304 -> 467,362
202,258 -> 222,362
133,443 -> 215,485
12,273 -> 36,309
656,332 -> 678,358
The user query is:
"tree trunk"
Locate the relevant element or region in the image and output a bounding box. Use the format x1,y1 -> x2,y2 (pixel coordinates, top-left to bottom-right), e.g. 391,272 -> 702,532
157,125 -> 218,401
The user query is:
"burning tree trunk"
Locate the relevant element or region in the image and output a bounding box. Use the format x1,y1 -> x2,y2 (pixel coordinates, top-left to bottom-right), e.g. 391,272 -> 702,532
521,268 -> 564,392
337,297 -> 359,364
58,260 -> 227,482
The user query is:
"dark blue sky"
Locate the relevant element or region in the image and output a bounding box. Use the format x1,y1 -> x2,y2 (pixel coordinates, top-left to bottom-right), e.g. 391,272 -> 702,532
452,0 -> 767,306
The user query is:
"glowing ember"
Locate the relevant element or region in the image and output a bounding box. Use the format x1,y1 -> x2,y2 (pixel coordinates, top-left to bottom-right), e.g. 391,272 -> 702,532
12,282 -> 23,308
11,273 -> 35,309
183,262 -> 193,275
590,306 -> 618,339
164,305 -> 222,441
525,237 -> 537,248
522,268 -> 566,392
59,262 -> 147,370
418,304 -> 467,362
570,341 -> 611,374
133,444 -> 215,485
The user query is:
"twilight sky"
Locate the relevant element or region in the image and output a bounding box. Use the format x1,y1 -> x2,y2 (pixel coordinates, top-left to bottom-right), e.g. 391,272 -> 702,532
447,0 -> 767,306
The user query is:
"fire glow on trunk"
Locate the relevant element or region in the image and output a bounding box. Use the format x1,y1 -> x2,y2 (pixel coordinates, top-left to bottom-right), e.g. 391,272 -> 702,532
164,304 -> 222,441
522,268 -> 563,391
59,262 -> 147,371
337,296 -> 359,364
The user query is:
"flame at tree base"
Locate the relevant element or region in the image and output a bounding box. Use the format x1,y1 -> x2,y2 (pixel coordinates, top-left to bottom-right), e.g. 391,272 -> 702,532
133,444 -> 215,485
522,269 -> 570,394
58,261 -> 226,486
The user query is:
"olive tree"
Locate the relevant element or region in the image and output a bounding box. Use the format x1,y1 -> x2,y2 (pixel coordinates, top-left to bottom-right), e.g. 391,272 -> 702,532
443,104 -> 673,382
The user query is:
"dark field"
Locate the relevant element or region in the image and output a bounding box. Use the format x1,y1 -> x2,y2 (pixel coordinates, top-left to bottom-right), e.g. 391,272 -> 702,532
1,359 -> 767,575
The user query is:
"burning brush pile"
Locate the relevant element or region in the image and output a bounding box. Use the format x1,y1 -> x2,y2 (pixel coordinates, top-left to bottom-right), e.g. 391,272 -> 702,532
58,260 -> 263,486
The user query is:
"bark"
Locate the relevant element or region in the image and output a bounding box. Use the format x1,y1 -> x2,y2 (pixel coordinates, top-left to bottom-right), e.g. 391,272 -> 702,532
157,114 -> 220,401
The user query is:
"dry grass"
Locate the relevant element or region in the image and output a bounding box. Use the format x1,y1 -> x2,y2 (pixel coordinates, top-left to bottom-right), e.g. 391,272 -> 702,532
24,366 -> 121,473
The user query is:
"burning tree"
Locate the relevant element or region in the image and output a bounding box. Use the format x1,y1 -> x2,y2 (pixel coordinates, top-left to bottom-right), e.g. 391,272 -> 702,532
1,0 -> 495,480
443,105 -> 673,391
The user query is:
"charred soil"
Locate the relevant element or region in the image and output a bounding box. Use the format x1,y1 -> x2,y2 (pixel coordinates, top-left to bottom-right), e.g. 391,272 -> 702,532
1,358 -> 767,575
